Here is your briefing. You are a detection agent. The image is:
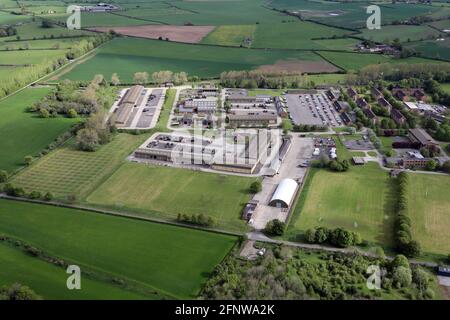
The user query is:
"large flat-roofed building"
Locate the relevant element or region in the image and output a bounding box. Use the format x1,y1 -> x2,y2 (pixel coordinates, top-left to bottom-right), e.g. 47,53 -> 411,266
179,97 -> 217,113
408,128 -> 438,148
228,111 -> 278,128
115,85 -> 144,125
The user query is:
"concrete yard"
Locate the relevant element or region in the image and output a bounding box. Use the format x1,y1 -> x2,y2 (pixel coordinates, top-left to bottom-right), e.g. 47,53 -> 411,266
250,136 -> 313,230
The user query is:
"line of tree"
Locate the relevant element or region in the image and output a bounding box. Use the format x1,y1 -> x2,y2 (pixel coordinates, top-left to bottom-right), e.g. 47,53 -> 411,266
0,34 -> 112,99
393,172 -> 421,258
220,70 -> 308,89
304,226 -> 362,248
176,213 -> 215,227
311,154 -> 350,172
2,182 -> 53,201
132,70 -> 189,85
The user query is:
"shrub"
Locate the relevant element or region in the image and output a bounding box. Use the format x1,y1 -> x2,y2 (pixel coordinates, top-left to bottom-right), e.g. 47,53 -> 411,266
0,170 -> 8,183
249,181 -> 262,194
28,191 -> 42,200
391,255 -> 410,270
43,192 -> 53,201
264,219 -> 286,236
23,155 -> 33,166
393,266 -> 412,288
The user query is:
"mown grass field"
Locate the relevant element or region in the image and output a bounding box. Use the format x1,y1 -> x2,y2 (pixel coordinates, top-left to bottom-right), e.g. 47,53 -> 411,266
317,51 -> 438,71
11,133 -> 148,198
288,163 -> 394,246
87,162 -> 257,231
0,87 -> 78,173
0,199 -> 237,298
59,37 -> 328,81
406,173 -> 450,255
0,242 -> 149,300
201,25 -> 257,46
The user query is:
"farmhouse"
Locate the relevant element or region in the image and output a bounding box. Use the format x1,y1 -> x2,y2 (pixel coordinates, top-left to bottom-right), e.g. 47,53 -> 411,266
269,178 -> 298,208
408,128 -> 438,148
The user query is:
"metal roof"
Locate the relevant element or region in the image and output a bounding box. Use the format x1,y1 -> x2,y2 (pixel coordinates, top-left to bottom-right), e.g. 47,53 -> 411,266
269,178 -> 298,208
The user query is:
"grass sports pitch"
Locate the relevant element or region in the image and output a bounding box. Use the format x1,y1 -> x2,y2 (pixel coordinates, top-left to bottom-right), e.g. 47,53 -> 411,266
87,162 -> 258,231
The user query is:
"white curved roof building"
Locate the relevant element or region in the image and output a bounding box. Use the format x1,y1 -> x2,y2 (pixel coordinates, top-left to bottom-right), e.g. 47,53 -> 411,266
269,178 -> 298,208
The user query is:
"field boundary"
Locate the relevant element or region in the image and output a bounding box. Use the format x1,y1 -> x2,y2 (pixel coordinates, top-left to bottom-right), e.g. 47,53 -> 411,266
0,195 -> 244,238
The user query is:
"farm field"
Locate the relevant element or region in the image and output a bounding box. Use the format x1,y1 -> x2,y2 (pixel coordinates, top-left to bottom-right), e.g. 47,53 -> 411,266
11,133 -> 148,198
317,51 -> 438,71
287,163 -> 394,246
201,25 -> 257,46
111,0 -> 288,26
405,39 -> 450,61
87,162 -> 257,231
358,25 -> 444,42
268,0 -> 443,28
430,18 -> 450,31
0,87 -> 78,173
0,49 -> 66,65
251,21 -> 351,49
58,37 -> 338,81
0,199 -> 237,298
406,173 -> 450,255
0,10 -> 31,25
0,242 -> 149,300
312,37 -> 359,51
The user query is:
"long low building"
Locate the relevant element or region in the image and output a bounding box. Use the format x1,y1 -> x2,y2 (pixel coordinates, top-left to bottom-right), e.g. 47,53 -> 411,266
269,178 -> 298,208
228,112 -> 278,128
115,85 -> 145,126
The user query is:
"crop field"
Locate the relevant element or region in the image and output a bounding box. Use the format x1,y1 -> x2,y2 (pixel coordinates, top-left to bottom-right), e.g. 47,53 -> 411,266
430,19 -> 450,31
0,49 -> 66,65
113,0 -> 288,26
288,163 -> 394,246
317,51 -> 438,71
0,38 -> 78,50
0,11 -> 31,25
201,25 -> 257,46
0,199 -> 237,298
358,25 -> 444,42
0,87 -> 78,173
405,39 -> 450,61
11,133 -> 148,198
406,173 -> 450,255
251,21 -> 351,49
0,242 -> 149,300
87,162 -> 257,231
312,37 -> 359,51
58,37 -> 337,81
268,0 -> 443,28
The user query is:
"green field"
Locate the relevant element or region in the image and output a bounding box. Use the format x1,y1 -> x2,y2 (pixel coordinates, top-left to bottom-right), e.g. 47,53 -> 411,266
406,173 -> 450,255
201,25 -> 257,46
0,87 -> 78,173
317,51 -> 437,71
288,163 -> 394,246
252,21 -> 351,49
358,25 -> 444,43
0,199 -> 237,298
0,49 -> 66,65
0,242 -> 149,300
269,0 -> 443,28
87,162 -> 257,231
11,133 -> 148,198
405,38 -> 450,61
59,37 -> 329,81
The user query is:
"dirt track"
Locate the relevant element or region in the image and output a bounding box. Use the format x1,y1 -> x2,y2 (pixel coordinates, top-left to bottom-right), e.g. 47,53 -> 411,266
91,25 -> 215,43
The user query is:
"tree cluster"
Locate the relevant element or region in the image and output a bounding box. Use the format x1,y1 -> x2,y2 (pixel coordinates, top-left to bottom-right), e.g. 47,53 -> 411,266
304,227 -> 362,248
220,70 -> 307,89
176,213 -> 215,227
264,219 -> 286,236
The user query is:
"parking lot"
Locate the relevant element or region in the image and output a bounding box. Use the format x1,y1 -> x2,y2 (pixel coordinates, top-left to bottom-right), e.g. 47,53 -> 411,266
286,92 -> 342,127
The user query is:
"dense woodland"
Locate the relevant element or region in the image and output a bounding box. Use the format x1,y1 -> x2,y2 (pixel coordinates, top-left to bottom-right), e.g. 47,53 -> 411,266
202,246 -> 439,300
